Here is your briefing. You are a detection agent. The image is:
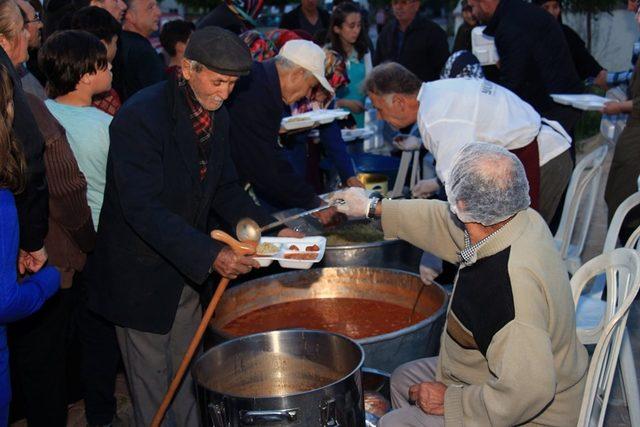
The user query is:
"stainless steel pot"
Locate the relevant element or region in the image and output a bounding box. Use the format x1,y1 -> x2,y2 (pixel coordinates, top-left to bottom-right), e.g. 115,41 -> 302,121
271,211 -> 422,273
209,267 -> 447,373
321,238 -> 422,273
193,330 -> 365,426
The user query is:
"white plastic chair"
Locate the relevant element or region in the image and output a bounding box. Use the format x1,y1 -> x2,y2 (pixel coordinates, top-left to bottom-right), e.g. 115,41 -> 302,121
575,248 -> 640,427
554,145 -> 609,274
575,192 -> 640,426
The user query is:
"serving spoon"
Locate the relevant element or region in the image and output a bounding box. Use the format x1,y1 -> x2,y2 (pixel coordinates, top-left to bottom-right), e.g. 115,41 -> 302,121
236,199 -> 345,243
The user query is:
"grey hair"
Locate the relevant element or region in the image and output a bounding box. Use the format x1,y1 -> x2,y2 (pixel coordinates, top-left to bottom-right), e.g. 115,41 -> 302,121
186,59 -> 205,73
275,55 -> 314,79
444,143 -> 530,226
362,62 -> 422,97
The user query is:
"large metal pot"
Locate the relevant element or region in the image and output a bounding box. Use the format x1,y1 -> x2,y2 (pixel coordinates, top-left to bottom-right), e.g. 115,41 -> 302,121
193,330 -> 365,426
321,238 -> 422,273
209,267 -> 447,373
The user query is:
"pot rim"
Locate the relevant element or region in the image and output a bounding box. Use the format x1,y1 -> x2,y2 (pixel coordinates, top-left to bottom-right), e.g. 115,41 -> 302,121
211,267 -> 448,345
324,237 -> 401,250
193,329 -> 365,399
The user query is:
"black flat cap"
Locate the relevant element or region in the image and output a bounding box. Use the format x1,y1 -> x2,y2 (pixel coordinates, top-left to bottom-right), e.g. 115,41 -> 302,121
184,26 -> 252,76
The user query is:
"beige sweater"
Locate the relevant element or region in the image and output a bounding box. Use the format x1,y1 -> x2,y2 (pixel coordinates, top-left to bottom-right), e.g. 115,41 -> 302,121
382,199 -> 589,426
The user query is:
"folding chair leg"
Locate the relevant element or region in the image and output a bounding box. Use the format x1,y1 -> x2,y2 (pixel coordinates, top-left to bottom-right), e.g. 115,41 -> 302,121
620,330 -> 640,426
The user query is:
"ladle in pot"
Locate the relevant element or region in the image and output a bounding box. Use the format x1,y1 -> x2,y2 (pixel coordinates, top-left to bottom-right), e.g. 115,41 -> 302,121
236,199 -> 345,242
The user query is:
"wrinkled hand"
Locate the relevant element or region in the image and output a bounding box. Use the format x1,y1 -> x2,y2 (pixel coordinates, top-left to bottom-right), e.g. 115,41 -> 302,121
312,206 -> 346,226
345,176 -> 365,188
18,247 -> 48,274
328,187 -> 369,218
392,134 -> 421,151
412,178 -> 441,199
594,69 -> 608,90
277,227 -> 305,238
212,246 -> 260,280
409,381 -> 447,416
419,265 -> 439,285
602,101 -> 623,115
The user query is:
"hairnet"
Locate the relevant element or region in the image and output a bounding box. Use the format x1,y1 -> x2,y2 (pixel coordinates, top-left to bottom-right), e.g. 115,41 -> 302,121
444,143 -> 530,226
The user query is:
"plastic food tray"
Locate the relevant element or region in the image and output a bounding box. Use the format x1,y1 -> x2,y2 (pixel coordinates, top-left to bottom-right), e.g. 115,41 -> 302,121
281,109 -> 350,131
551,94 -> 611,111
253,236 -> 327,269
341,127 -> 375,142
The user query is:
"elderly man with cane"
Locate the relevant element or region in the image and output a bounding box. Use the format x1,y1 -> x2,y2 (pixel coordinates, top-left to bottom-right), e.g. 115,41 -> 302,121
330,143 -> 587,426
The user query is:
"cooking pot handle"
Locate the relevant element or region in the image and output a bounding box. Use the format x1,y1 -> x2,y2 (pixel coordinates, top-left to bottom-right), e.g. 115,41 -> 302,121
239,409 -> 298,425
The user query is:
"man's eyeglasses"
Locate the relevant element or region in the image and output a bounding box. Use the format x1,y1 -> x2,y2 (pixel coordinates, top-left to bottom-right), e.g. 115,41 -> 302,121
24,12 -> 41,25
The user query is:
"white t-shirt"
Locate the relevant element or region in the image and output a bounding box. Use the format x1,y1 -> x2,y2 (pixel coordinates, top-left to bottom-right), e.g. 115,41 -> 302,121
416,78 -> 570,182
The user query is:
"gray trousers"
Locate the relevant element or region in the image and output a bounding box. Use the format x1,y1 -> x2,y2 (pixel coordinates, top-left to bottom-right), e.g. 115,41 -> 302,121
116,285 -> 202,427
378,357 -> 444,427
539,149 -> 573,224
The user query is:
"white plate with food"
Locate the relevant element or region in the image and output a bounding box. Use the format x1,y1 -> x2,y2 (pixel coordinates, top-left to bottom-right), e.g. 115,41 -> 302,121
253,236 -> 327,269
551,94 -> 611,111
341,127 -> 375,142
281,109 -> 350,131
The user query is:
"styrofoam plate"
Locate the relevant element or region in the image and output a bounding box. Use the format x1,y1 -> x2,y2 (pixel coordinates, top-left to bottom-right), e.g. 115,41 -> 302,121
342,127 -> 375,142
253,236 -> 326,269
281,109 -> 350,130
551,94 -> 611,111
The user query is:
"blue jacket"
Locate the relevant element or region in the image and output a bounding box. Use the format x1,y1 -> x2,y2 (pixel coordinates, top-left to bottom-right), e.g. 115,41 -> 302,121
87,77 -> 273,334
0,190 -> 59,407
226,60 -> 320,210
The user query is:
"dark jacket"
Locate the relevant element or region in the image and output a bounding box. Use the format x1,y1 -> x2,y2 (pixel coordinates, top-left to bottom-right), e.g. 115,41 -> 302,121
196,3 -> 245,34
0,47 -> 48,252
453,22 -> 474,53
374,14 -> 450,83
562,23 -> 603,81
226,60 -> 320,210
27,94 -> 94,289
111,31 -> 166,102
484,0 -> 583,116
280,5 -> 330,35
87,77 -> 273,333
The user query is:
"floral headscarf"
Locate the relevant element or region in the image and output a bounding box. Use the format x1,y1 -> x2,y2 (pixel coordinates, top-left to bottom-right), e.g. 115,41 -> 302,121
440,50 -> 485,80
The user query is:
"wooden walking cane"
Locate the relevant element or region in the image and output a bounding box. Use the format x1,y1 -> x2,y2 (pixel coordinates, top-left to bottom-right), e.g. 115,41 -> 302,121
150,230 -> 256,427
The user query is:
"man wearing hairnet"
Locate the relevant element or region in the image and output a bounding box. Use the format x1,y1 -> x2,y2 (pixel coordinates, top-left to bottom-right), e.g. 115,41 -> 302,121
329,143 -> 587,426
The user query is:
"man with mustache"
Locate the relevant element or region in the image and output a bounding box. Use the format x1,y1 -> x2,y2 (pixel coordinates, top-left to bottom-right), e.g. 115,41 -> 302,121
87,27 -> 293,426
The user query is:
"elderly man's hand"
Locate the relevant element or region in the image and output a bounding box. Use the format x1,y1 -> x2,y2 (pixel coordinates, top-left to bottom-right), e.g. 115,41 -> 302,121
213,246 -> 260,280
277,227 -> 305,238
328,187 -> 369,218
409,381 -> 447,416
312,206 -> 346,226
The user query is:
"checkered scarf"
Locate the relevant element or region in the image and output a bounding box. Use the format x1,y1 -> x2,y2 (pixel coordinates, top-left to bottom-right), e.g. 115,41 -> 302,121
92,88 -> 122,116
178,73 -> 212,181
458,227 -> 504,267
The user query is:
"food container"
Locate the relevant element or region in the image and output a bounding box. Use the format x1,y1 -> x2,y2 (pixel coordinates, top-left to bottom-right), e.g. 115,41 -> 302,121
472,26 -> 499,66
357,173 -> 388,196
281,109 -> 350,131
193,330 -> 365,426
208,267 -> 447,372
254,236 -> 326,269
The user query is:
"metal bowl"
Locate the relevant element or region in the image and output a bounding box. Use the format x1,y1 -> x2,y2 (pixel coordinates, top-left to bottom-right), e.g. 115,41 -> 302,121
209,267 -> 447,372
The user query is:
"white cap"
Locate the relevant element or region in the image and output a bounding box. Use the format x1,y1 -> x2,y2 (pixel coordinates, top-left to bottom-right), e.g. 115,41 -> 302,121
279,40 -> 334,94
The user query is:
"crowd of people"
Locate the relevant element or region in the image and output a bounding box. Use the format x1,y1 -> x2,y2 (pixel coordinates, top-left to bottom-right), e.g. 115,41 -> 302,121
0,0 -> 638,425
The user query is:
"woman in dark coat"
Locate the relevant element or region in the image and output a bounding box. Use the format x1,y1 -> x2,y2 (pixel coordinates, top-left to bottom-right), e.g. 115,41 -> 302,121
533,0 -> 607,88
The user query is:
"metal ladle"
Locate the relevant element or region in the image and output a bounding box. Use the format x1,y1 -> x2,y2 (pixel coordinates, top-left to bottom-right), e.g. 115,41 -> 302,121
236,200 -> 345,243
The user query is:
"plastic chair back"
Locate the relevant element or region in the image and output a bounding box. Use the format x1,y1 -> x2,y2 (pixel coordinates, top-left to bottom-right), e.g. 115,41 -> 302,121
576,248 -> 640,427
555,145 -> 608,273
603,192 -> 640,253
